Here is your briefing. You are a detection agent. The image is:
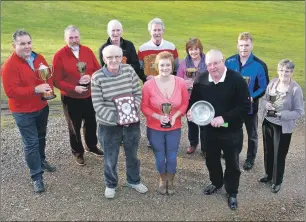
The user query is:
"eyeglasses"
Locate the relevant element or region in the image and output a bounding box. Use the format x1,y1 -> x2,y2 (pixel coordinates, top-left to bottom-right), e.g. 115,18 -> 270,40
206,60 -> 222,67
105,55 -> 122,60
278,69 -> 292,74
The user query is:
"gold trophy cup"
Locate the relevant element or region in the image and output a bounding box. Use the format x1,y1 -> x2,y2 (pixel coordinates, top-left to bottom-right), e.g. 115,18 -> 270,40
76,61 -> 89,88
186,68 -> 198,93
36,63 -> 56,100
160,103 -> 172,128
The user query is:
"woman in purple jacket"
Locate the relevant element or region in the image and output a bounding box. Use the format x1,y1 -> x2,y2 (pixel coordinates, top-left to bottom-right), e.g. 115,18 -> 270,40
259,59 -> 304,193
177,38 -> 207,155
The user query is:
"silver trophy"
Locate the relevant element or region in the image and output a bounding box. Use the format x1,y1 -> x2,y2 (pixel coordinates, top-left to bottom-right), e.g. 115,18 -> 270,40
160,103 -> 172,128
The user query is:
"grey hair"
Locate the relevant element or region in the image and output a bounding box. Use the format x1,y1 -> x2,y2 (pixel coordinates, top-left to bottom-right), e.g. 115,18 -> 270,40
148,18 -> 165,32
12,29 -> 31,42
107,20 -> 123,37
278,59 -> 295,70
102,45 -> 123,57
64,25 -> 80,39
205,49 -> 224,63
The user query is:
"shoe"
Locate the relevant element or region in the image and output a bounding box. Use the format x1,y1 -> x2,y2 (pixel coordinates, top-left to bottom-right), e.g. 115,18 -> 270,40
203,184 -> 221,195
243,159 -> 254,170
158,173 -> 167,195
258,175 -> 271,183
228,195 -> 238,210
126,182 -> 148,194
33,180 -> 45,193
167,173 -> 175,195
105,187 -> 116,199
271,184 -> 281,193
147,142 -> 152,148
186,145 -> 197,154
74,154 -> 85,166
42,160 -> 56,172
87,147 -> 104,157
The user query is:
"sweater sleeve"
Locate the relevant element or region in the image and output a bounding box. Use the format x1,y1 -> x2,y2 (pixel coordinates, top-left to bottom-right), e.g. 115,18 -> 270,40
141,81 -> 155,119
90,49 -> 101,74
252,64 -> 268,99
280,86 -> 305,120
128,42 -> 140,75
222,76 -> 250,123
177,60 -> 186,79
131,68 -> 142,111
178,79 -> 189,115
99,44 -> 105,67
52,53 -> 76,92
2,63 -> 36,99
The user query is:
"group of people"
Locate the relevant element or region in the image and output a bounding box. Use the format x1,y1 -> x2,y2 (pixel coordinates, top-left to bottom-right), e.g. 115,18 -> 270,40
2,17 -> 304,211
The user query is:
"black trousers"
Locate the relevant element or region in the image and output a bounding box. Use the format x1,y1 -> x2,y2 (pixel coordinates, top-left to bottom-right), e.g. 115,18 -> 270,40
262,119 -> 292,185
243,113 -> 258,161
61,95 -> 98,156
203,128 -> 243,195
187,119 -> 206,152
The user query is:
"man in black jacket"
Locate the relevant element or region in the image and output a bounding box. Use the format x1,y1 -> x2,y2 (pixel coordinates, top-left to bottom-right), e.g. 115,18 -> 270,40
187,49 -> 250,210
99,20 -> 140,76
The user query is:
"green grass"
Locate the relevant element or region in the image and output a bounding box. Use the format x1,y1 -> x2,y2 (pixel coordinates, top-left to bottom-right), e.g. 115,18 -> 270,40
1,1 -> 305,102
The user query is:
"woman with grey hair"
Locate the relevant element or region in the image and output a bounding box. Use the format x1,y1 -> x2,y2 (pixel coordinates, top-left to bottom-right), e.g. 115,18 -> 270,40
98,20 -> 140,76
259,59 -> 304,193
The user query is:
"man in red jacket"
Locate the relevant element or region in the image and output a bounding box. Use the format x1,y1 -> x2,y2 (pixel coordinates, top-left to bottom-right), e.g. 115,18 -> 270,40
2,30 -> 56,193
53,25 -> 103,166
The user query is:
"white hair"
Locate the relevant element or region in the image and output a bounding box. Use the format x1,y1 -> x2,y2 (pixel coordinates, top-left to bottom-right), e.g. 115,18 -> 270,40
107,20 -> 123,37
148,18 -> 165,32
102,45 -> 123,57
205,49 -> 224,63
64,25 -> 80,39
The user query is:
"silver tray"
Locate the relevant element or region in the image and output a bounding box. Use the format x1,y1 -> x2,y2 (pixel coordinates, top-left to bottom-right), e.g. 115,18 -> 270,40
190,100 -> 215,126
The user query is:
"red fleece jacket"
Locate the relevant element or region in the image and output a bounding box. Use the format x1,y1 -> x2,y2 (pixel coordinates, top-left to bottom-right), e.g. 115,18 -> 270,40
52,45 -> 101,98
1,52 -> 53,113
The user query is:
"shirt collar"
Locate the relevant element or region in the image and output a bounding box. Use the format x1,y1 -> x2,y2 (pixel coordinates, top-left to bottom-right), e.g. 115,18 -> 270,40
208,67 -> 227,84
150,39 -> 164,47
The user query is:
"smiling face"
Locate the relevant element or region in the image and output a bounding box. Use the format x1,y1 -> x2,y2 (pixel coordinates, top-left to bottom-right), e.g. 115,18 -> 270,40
278,66 -> 293,83
158,58 -> 172,77
188,46 -> 201,60
109,24 -> 122,44
150,23 -> 164,45
65,30 -> 80,48
237,39 -> 253,59
102,46 -> 123,72
13,35 -> 32,59
206,50 -> 226,80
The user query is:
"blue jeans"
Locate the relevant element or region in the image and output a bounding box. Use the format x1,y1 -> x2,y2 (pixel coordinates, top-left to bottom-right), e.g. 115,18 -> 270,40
147,127 -> 181,174
12,105 -> 49,181
98,123 -> 141,188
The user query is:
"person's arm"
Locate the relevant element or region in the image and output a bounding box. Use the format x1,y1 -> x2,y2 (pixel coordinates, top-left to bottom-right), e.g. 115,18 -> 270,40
128,42 -> 140,75
131,68 -> 142,111
222,76 -> 250,123
279,85 -> 305,120
91,76 -> 117,123
98,45 -> 105,67
177,60 -> 186,79
137,50 -> 147,83
252,65 -> 268,100
90,49 -> 102,74
52,53 -> 76,92
173,48 -> 179,76
187,75 -> 202,111
141,81 -> 156,119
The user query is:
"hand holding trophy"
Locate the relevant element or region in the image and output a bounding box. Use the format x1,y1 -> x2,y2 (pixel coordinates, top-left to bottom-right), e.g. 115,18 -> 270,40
243,76 -> 253,114
185,68 -> 197,93
267,92 -> 277,117
35,63 -> 56,100
76,61 -> 89,89
160,103 -> 172,128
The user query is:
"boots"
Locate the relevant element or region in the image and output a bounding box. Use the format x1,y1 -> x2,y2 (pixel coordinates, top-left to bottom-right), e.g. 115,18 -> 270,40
158,173 -> 167,195
167,173 -> 175,195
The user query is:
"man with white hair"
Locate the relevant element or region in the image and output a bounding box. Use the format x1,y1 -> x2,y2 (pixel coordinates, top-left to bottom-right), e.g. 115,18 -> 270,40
99,20 -> 140,76
91,45 -> 148,199
53,25 -> 104,166
187,49 -> 250,210
138,17 -> 179,83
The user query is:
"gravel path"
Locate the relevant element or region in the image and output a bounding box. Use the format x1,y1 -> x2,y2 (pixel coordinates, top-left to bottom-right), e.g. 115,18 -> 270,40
1,101 -> 305,221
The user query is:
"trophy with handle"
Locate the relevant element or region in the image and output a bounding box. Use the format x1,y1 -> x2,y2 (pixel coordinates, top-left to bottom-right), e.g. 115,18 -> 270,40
160,103 -> 172,128
243,76 -> 253,114
76,61 -> 89,89
267,92 -> 277,117
35,63 -> 56,100
185,68 -> 198,93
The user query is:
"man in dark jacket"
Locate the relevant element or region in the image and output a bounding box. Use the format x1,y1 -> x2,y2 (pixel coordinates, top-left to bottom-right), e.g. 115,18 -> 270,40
187,49 -> 250,210
98,20 -> 140,76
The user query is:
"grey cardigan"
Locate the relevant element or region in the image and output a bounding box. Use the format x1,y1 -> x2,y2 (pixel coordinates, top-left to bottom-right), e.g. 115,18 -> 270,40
262,78 -> 304,133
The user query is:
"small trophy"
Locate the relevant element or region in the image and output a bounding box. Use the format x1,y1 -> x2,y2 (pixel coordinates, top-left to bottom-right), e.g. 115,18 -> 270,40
186,68 -> 198,93
35,63 -> 56,100
243,76 -> 253,114
267,92 -> 277,117
160,103 -> 172,128
76,61 -> 89,88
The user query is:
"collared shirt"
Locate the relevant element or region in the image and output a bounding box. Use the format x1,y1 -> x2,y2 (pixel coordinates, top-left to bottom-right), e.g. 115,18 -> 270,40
26,53 -> 35,70
102,65 -> 121,77
208,67 -> 227,84
150,39 -> 164,47
70,46 -> 79,58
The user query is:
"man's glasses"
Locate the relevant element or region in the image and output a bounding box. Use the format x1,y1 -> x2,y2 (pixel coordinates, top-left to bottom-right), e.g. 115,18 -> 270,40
206,60 -> 222,67
105,55 -> 122,61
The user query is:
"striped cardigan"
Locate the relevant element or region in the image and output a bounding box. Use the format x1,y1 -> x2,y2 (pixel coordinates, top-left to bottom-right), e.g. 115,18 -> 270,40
91,64 -> 142,126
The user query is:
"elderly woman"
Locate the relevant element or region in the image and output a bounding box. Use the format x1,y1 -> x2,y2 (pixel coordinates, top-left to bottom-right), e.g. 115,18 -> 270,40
141,51 -> 189,195
98,19 -> 140,76
259,59 -> 304,193
91,45 -> 148,199
177,38 -> 207,155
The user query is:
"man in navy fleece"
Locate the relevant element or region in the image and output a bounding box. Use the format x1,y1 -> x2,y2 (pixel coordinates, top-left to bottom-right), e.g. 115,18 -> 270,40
225,32 -> 269,170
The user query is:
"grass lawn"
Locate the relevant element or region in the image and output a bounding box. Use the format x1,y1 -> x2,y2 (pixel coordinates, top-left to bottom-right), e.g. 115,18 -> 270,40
1,1 -> 304,102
